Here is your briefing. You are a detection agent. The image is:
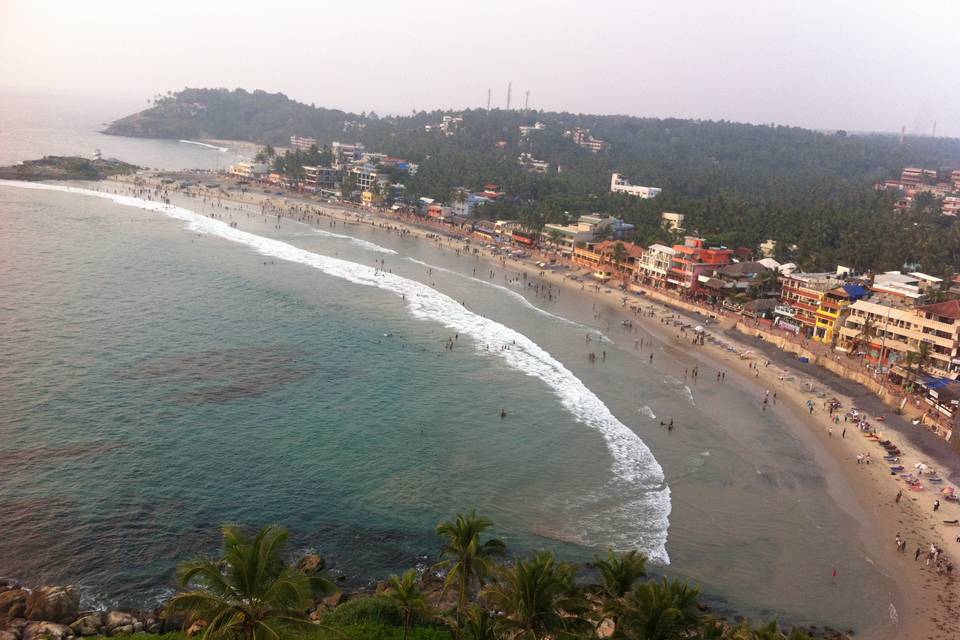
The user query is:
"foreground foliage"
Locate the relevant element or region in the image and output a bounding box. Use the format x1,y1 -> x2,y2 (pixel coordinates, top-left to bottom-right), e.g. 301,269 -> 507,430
163,516 -> 818,640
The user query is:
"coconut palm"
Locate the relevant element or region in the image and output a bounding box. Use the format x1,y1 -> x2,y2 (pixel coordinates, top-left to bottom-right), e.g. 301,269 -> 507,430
385,569 -> 432,640
481,550 -> 590,640
436,511 -> 506,622
611,243 -> 629,273
166,524 -> 336,640
605,578 -> 702,640
460,604 -> 498,640
593,550 -> 648,600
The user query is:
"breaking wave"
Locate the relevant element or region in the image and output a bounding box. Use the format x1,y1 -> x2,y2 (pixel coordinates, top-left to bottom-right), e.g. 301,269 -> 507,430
178,140 -> 227,152
0,180 -> 671,561
312,227 -> 397,254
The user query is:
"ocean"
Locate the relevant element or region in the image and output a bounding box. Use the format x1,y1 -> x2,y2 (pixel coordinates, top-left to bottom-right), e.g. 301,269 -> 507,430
0,94 -> 896,633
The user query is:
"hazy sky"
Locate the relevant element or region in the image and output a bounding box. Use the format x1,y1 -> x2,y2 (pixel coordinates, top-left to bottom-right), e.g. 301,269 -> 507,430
1,0 -> 957,136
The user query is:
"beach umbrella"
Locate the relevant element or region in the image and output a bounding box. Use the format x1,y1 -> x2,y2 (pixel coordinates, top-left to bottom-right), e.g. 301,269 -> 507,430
694,325 -> 705,332
915,463 -> 928,470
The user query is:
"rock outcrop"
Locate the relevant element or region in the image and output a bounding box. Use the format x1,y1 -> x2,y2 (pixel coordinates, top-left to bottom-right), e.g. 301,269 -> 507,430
25,586 -> 80,624
0,590 -> 28,622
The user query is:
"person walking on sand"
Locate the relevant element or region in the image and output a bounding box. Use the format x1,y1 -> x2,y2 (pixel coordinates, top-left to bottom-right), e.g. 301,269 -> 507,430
934,499 -> 941,511
915,546 -> 922,561
895,489 -> 903,503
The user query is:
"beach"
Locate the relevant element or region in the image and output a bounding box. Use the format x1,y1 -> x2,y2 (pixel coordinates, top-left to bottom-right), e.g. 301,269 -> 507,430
3,172 -> 955,637
115,172 -> 960,639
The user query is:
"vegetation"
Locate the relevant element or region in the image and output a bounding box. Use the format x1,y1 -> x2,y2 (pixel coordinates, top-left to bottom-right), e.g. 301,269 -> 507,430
162,517 -> 823,640
0,156 -> 138,181
165,524 -> 335,640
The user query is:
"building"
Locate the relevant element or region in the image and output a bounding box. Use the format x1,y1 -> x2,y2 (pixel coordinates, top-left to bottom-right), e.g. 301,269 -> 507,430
426,203 -> 454,221
871,271 -> 942,305
813,284 -> 867,344
573,240 -> 646,278
517,153 -> 550,174
440,115 -> 463,135
943,196 -> 960,217
302,165 -> 341,193
611,173 -> 661,198
759,239 -> 777,258
660,212 -> 684,231
228,161 -> 269,180
518,122 -> 546,137
837,299 -> 960,378
570,127 -> 608,153
666,237 -> 733,292
636,243 -> 677,289
349,164 -> 387,192
450,191 -> 492,218
290,135 -> 318,151
777,271 -> 849,335
331,141 -> 365,168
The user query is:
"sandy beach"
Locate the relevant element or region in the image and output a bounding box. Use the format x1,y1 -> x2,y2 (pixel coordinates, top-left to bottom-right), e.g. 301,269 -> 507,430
104,173 -> 960,638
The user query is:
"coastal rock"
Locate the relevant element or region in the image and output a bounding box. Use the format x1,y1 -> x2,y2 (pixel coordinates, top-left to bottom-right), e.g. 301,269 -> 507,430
0,631 -> 18,640
25,586 -> 80,624
68,612 -> 103,636
321,592 -> 344,609
185,620 -> 207,637
21,621 -> 73,640
298,554 -> 325,574
103,611 -> 137,632
112,624 -> 134,635
158,609 -> 189,634
0,590 -> 29,622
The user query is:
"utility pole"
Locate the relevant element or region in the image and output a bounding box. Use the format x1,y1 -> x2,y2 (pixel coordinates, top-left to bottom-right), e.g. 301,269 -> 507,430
524,90 -> 529,112
506,82 -> 511,110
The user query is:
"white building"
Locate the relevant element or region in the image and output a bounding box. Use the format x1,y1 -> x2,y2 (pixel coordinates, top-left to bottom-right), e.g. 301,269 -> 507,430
660,212 -> 685,231
289,135 -> 318,151
519,122 -> 546,137
228,161 -> 269,179
872,271 -> 942,302
611,173 -> 661,198
637,244 -> 677,287
518,153 -> 550,174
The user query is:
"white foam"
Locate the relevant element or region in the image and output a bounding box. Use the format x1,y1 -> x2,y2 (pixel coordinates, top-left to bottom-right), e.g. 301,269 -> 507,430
405,257 -> 610,340
639,406 -> 657,420
178,139 -> 227,152
0,180 -> 671,561
312,227 -> 397,254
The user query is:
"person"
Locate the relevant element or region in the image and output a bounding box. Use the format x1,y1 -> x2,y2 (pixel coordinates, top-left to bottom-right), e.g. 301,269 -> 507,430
895,534 -> 902,551
934,499 -> 941,511
500,408 -> 507,419
915,546 -> 922,561
895,489 -> 903,503
668,418 -> 674,431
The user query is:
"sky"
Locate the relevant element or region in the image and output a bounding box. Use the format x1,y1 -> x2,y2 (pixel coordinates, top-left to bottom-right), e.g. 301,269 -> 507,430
1,0 -> 957,136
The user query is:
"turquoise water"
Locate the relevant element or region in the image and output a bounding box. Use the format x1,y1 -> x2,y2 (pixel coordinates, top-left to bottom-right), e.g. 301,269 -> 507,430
0,99 -> 900,633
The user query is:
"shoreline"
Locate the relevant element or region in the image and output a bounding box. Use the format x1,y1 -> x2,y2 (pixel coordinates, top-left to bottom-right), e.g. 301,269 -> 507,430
83,174 -> 958,637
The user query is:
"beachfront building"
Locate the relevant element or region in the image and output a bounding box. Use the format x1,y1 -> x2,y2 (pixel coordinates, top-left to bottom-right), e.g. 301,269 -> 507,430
812,284 -> 868,345
450,191 -> 492,218
573,240 -> 646,280
636,243 -> 677,289
837,299 -> 960,378
228,161 -> 269,180
776,271 -> 849,336
611,173 -> 662,198
302,165 -> 341,193
331,141 -> 365,168
665,236 -> 733,293
290,135 -> 318,151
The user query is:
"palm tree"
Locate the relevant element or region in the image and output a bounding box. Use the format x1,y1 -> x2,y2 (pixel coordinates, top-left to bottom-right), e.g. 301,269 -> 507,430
593,550 -> 648,600
481,550 -> 589,640
166,524 -> 336,640
611,243 -> 629,274
385,569 -> 432,640
436,511 -> 506,623
548,229 -> 563,251
460,604 -> 498,640
854,316 -> 877,365
903,340 -> 933,391
605,578 -> 702,640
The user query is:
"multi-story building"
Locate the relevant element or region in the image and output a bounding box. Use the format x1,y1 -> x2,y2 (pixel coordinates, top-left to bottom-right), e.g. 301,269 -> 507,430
518,122 -> 546,137
943,196 -> 960,217
777,271 -> 848,336
517,153 -> 550,174
440,115 -> 463,135
302,165 -> 341,193
611,173 -> 661,198
665,236 -> 733,292
573,240 -> 646,279
871,271 -> 942,306
331,141 -> 365,168
570,127 -> 608,153
636,244 -> 676,289
228,161 -> 269,180
349,164 -> 386,192
837,299 -> 960,377
289,135 -> 318,151
813,284 -> 867,344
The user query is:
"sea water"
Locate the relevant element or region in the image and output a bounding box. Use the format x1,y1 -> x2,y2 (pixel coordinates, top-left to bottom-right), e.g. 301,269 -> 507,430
0,98 -> 898,633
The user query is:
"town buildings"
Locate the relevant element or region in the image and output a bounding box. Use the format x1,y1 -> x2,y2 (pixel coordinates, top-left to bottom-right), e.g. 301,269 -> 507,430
228,161 -> 269,179
611,173 -> 662,198
518,122 -> 546,137
289,135 -> 318,151
660,212 -> 684,231
517,153 -> 550,174
776,271 -> 850,335
302,165 -> 340,193
665,237 -> 733,292
636,244 -> 676,289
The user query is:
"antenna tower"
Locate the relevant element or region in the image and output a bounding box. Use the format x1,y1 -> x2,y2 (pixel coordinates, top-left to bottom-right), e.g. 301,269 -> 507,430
506,82 -> 512,110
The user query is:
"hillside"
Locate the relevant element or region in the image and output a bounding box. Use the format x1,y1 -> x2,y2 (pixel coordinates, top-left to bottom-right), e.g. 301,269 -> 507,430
105,88 -> 960,273
0,156 -> 138,181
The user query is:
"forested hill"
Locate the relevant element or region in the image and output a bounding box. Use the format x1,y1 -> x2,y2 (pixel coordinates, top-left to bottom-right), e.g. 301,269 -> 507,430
106,88 -> 960,272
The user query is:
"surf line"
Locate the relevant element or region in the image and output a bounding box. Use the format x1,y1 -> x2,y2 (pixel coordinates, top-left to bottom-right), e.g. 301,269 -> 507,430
0,180 -> 672,562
